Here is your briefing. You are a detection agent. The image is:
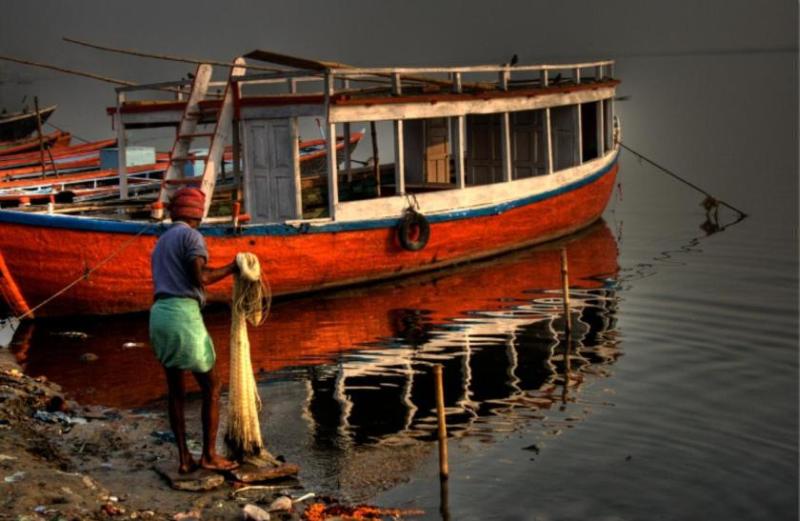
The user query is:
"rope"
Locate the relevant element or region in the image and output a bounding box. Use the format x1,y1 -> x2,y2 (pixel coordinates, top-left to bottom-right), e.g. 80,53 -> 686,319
225,252 -> 271,459
619,142 -> 748,218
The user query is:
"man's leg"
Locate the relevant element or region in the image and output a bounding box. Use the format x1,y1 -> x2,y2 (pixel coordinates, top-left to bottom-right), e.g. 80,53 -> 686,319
193,367 -> 238,470
164,367 -> 196,474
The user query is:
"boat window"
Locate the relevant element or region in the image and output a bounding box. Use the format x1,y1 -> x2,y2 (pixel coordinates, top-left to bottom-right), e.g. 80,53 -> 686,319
511,109 -> 548,179
550,105 -> 580,172
603,99 -> 614,152
465,114 -> 503,185
402,117 -> 455,193
581,102 -> 600,162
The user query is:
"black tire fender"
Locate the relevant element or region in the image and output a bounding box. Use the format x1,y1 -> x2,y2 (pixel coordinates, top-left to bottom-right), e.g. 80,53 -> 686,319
397,209 -> 430,251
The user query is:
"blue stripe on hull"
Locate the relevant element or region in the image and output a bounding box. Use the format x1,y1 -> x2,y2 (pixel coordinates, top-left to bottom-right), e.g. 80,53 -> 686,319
0,151 -> 618,237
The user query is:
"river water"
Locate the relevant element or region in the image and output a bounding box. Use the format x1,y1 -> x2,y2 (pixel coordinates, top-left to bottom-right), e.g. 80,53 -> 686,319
9,51 -> 798,520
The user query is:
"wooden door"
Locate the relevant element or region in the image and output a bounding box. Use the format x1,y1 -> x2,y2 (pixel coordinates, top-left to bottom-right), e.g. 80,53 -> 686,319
467,114 -> 502,185
243,119 -> 300,223
424,118 -> 450,183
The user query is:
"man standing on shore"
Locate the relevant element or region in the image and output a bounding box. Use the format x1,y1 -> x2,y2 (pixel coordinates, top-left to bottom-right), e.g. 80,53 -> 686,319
149,187 -> 238,474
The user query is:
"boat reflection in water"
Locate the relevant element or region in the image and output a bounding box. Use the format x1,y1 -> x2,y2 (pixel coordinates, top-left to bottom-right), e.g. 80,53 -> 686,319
14,220 -> 620,455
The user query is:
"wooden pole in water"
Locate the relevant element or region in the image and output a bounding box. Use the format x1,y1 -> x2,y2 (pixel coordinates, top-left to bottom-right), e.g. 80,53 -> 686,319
560,248 -> 572,400
434,364 -> 449,480
33,97 -> 47,178
560,248 -> 571,339
370,121 -> 381,197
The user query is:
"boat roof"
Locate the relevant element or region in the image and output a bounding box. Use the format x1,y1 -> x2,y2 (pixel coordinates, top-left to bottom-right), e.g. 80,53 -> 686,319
106,50 -> 618,127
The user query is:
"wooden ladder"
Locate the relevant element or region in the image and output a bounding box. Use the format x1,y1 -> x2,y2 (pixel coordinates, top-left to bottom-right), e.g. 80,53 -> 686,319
153,57 -> 246,220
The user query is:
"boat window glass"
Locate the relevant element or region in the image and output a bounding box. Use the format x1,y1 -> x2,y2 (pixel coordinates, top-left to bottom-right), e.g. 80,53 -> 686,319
511,109 -> 548,179
550,105 -> 580,172
581,102 -> 600,162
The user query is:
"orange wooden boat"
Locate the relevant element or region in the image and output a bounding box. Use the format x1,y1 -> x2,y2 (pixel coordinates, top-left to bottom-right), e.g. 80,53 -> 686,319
0,53 -> 620,318
14,221 -> 618,408
0,130 -> 71,156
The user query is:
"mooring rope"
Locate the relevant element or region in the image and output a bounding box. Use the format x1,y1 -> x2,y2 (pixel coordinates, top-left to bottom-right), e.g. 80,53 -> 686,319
619,142 -> 748,219
226,252 -> 271,459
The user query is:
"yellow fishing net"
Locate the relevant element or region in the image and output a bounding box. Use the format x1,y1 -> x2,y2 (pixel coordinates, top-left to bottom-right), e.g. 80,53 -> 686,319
225,252 -> 270,458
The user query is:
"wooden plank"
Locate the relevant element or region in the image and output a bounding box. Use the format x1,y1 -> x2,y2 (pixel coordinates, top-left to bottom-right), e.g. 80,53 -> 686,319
325,75 -> 339,218
116,92 -> 129,199
334,148 -> 617,221
546,108 -> 554,174
201,58 -> 247,218
329,86 -> 616,123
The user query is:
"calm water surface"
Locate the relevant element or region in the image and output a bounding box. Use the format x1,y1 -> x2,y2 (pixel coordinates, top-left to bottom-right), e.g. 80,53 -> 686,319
11,51 -> 798,520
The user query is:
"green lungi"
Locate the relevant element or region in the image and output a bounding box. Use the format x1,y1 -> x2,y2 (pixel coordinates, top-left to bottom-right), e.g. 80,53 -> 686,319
149,297 -> 215,373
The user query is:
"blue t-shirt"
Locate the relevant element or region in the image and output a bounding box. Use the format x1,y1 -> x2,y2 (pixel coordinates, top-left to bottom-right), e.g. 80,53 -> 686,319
151,222 -> 209,305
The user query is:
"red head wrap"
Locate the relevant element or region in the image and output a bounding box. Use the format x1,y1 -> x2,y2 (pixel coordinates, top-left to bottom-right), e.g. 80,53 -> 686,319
169,187 -> 206,220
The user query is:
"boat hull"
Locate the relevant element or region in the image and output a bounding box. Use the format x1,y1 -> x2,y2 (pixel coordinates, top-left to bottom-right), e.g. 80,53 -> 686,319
0,153 -> 618,317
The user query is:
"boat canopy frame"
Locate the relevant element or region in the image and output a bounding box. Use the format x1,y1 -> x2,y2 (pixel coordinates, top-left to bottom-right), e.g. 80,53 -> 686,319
109,54 -> 617,224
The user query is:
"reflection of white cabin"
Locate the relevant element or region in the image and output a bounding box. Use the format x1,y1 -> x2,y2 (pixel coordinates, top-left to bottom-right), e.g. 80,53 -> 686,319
302,289 -> 617,443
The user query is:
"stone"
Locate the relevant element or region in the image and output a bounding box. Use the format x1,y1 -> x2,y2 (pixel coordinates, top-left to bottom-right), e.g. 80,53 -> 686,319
243,504 -> 270,521
79,353 -> 98,363
268,496 -> 293,512
229,463 -> 299,484
154,464 -> 225,492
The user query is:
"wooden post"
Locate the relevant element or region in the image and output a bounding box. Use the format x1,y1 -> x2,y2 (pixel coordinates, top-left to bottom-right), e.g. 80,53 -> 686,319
324,73 -> 339,218
577,103 -> 583,165
392,73 -> 405,195
434,364 -> 449,480
542,71 -> 554,174
33,97 -> 47,179
115,91 -> 129,199
439,477 -> 451,521
499,70 -> 513,182
370,121 -> 381,197
452,72 -> 466,189
560,248 -> 571,340
560,248 -> 572,402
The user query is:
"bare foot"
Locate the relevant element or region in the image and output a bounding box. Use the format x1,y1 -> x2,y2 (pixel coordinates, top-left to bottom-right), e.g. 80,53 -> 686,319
178,457 -> 198,474
200,454 -> 239,471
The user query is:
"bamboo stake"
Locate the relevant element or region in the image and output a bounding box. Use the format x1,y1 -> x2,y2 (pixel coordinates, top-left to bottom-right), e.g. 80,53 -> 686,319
434,364 -> 449,480
63,37 -> 283,74
560,248 -> 571,339
33,97 -> 47,178
560,248 -> 572,402
0,54 -> 136,86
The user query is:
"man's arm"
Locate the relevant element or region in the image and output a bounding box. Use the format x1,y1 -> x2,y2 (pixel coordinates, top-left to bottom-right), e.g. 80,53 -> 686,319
191,256 -> 237,288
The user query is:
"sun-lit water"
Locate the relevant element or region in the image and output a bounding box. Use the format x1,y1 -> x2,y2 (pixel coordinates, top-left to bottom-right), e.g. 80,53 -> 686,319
8,50 -> 798,519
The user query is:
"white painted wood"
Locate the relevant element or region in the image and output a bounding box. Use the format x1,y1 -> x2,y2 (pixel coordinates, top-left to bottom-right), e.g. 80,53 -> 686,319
546,108 -> 553,174
325,74 -> 339,218
291,117 -> 302,218
161,63 -> 213,201
115,92 -> 128,200
326,122 -> 339,216
394,120 -> 405,194
329,60 -> 615,76
242,119 -> 299,222
501,112 -> 512,182
577,103 -> 583,165
329,86 -> 615,123
201,58 -> 247,219
332,146 -> 617,222
453,116 -> 466,188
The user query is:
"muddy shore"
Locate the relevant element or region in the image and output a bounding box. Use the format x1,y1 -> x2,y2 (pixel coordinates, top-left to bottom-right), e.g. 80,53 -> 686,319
0,348 -> 422,521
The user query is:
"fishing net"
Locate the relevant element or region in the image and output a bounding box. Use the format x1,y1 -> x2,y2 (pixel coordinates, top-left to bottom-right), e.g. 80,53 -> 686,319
225,252 -> 270,459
